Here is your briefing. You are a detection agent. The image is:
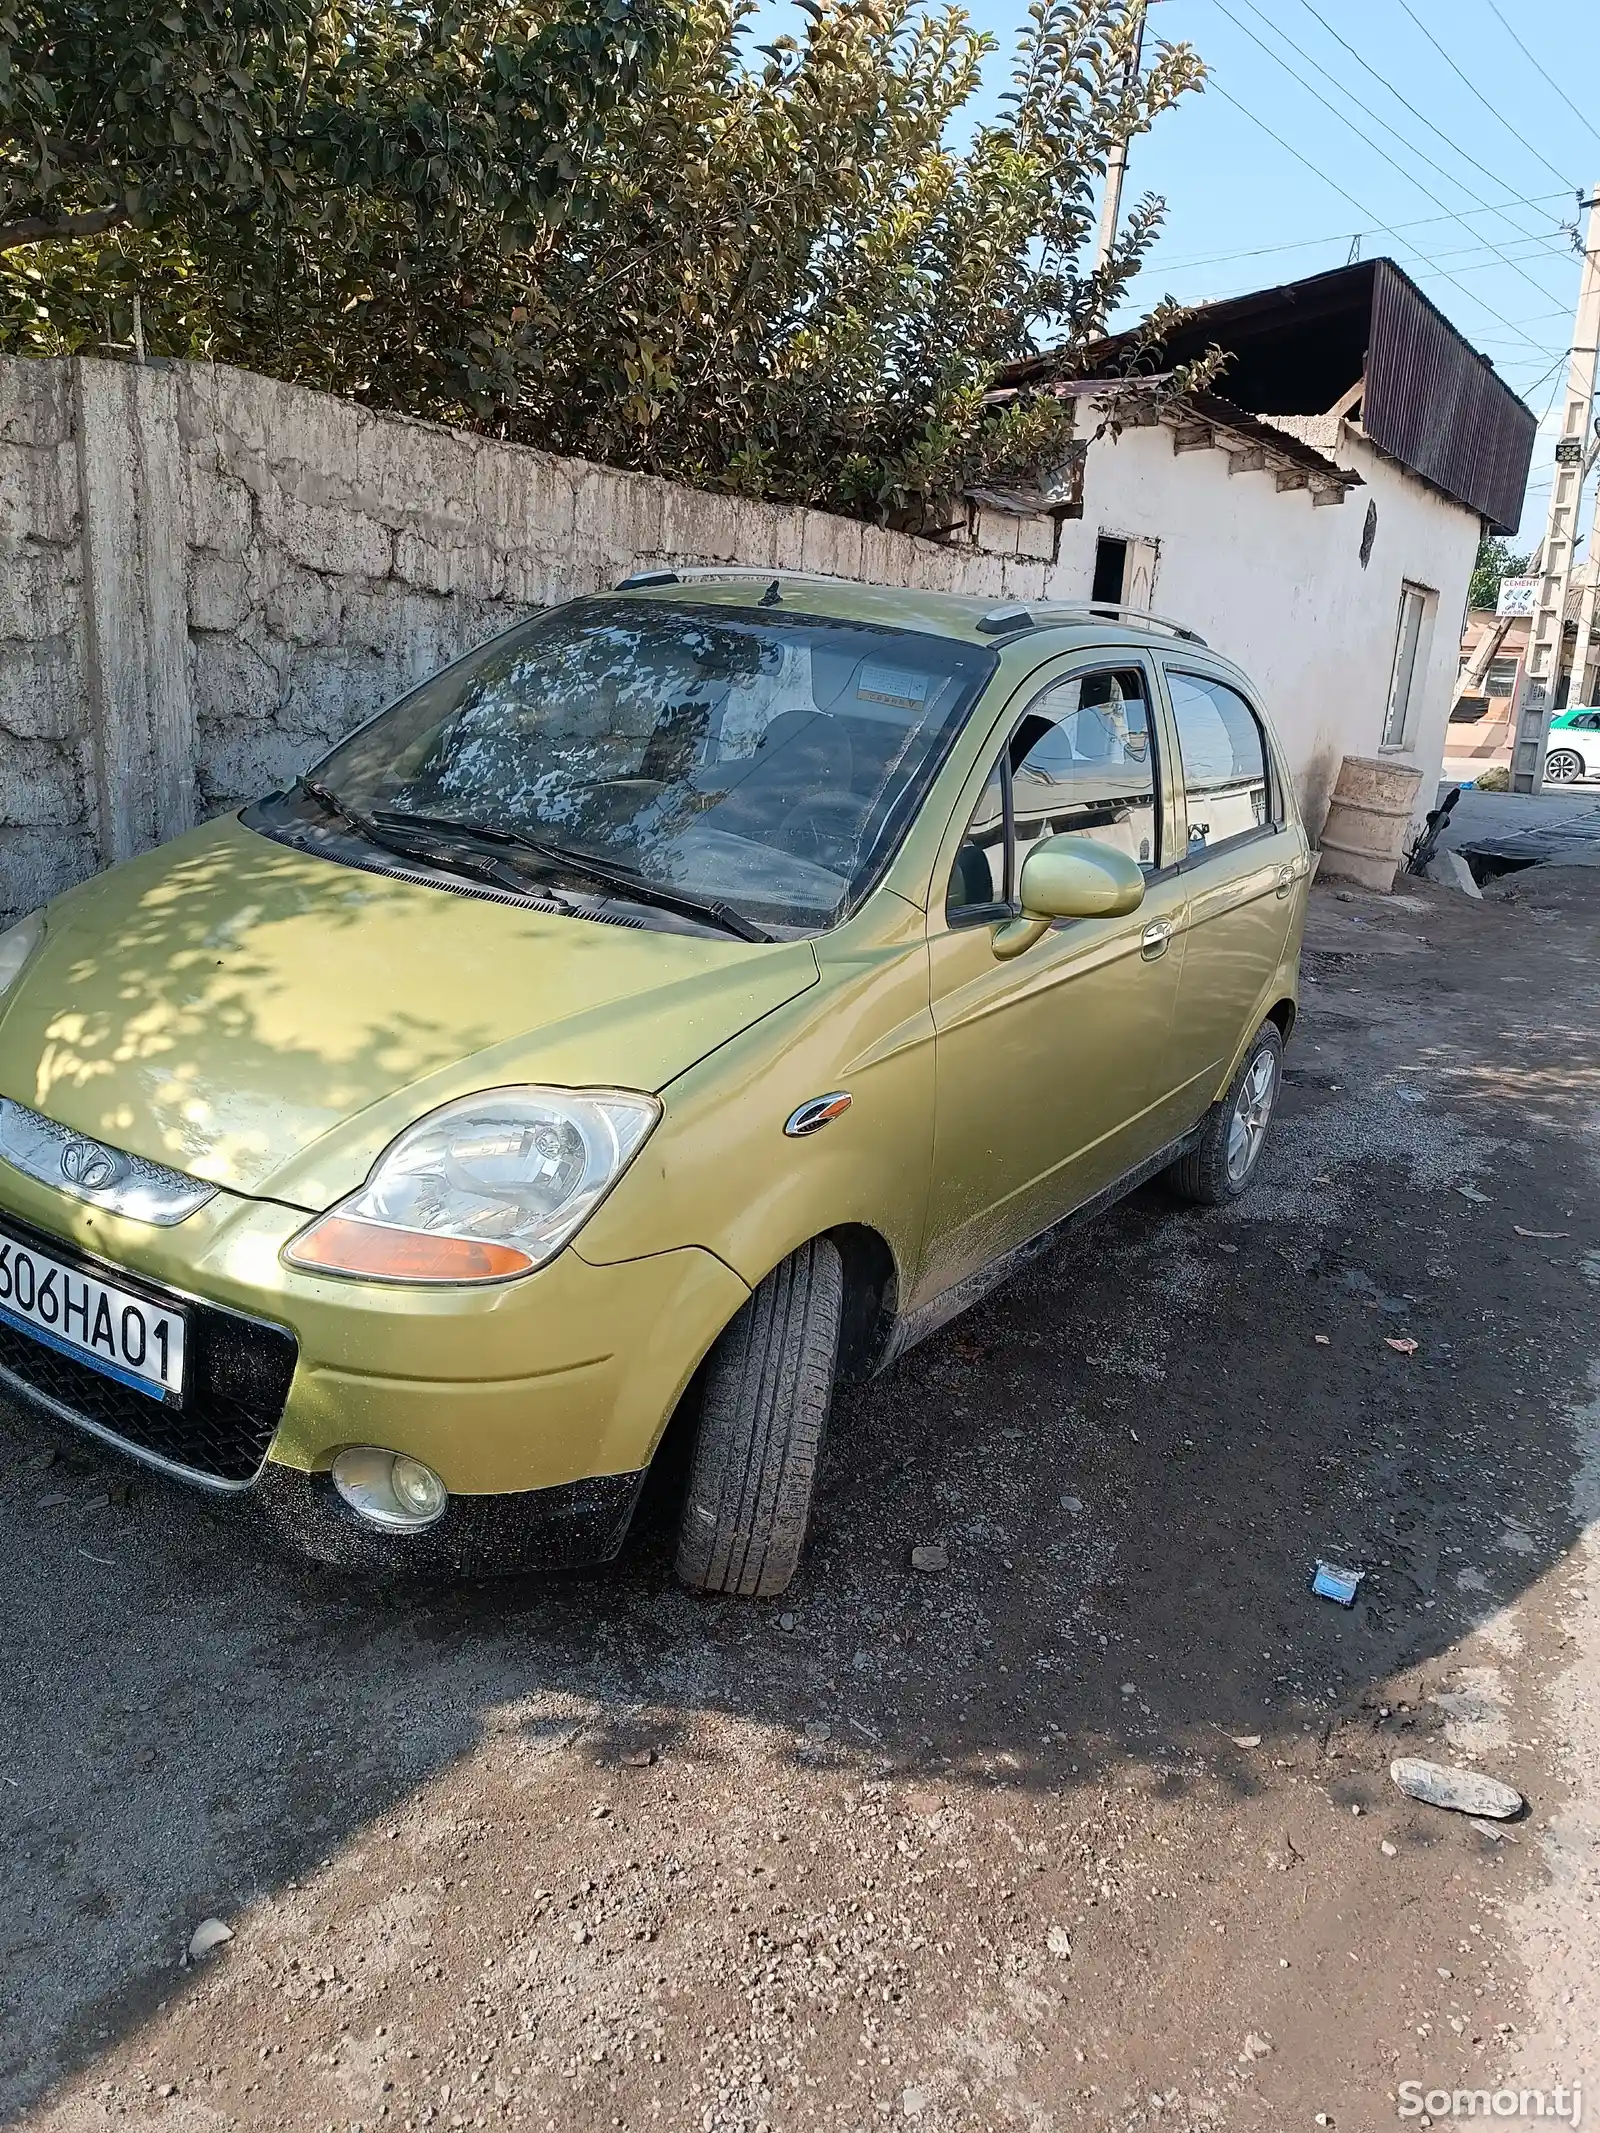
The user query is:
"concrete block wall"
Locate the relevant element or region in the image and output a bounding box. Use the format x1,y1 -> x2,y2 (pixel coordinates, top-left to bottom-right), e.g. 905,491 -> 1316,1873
0,362 -> 95,916
0,355 -> 1032,921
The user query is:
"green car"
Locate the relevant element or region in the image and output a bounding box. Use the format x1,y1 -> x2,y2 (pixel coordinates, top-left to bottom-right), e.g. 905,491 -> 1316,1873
0,575 -> 1308,1593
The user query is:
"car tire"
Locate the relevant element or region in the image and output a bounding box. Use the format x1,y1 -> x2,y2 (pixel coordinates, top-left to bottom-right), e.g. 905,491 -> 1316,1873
1166,1019 -> 1285,1208
674,1236 -> 844,1598
1544,748 -> 1584,784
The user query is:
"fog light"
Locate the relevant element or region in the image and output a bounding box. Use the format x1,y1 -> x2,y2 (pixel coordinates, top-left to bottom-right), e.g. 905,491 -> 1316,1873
331,1447 -> 448,1531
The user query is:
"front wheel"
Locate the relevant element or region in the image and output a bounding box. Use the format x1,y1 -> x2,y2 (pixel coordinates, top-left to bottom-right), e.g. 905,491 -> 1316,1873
675,1237 -> 843,1597
1545,748 -> 1585,784
1166,1020 -> 1284,1207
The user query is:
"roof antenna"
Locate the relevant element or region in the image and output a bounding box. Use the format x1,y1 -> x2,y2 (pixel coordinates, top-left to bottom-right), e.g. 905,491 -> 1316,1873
1347,233 -> 1362,264
758,578 -> 783,606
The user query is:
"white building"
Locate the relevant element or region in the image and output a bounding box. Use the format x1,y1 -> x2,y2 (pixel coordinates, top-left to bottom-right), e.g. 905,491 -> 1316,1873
974,261 -> 1536,836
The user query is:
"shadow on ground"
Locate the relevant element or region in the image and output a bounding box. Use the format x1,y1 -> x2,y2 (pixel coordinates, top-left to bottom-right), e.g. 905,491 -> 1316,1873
1,869 -> 1597,2124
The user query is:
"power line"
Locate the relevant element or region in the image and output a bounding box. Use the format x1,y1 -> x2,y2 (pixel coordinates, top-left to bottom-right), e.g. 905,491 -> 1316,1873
1153,193 -> 1572,274
1159,233 -> 1571,287
1208,0 -> 1573,312
1202,79 -> 1561,356
1479,0 -> 1600,155
1391,0 -> 1577,193
1286,0 -> 1569,245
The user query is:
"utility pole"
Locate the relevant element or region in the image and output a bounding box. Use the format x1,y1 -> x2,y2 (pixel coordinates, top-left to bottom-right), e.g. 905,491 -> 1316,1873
1572,559 -> 1599,706
1091,3 -> 1151,276
1512,185 -> 1600,790
1565,429 -> 1600,706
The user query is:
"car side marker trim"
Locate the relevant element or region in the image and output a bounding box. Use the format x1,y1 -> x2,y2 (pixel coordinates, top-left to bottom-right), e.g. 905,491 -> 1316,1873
784,1093 -> 853,1138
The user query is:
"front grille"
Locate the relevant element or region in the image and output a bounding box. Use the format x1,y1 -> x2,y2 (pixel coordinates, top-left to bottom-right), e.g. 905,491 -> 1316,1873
0,1214 -> 297,1487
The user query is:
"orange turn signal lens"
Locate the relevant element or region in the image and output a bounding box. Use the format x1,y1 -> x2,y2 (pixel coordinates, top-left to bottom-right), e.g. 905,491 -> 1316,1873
284,1216 -> 534,1284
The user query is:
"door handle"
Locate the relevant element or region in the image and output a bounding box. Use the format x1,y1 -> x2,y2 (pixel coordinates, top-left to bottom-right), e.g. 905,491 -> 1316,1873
1141,918 -> 1173,960
1275,865 -> 1294,898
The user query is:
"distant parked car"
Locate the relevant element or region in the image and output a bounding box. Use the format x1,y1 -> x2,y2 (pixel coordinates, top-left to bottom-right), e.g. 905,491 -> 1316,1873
1544,707 -> 1600,783
0,577 -> 1309,1594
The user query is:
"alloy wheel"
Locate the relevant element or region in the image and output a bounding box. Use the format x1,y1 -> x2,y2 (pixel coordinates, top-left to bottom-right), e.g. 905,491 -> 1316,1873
1226,1047 -> 1279,1184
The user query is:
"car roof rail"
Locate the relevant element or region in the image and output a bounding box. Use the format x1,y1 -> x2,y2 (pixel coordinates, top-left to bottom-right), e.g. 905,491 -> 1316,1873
977,599 -> 1208,646
615,572 -> 1210,649
613,567 -> 855,592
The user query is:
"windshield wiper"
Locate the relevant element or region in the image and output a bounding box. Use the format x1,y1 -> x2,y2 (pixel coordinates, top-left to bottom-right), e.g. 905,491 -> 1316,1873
295,780 -> 570,901
370,808 -> 775,944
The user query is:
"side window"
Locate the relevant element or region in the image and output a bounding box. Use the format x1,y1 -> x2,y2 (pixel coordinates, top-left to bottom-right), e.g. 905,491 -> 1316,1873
1010,669 -> 1157,873
1166,671 -> 1273,857
945,761 -> 1007,918
945,667 -> 1157,922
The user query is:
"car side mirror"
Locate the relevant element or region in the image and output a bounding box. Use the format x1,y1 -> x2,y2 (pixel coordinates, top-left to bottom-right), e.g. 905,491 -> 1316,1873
992,835 -> 1146,960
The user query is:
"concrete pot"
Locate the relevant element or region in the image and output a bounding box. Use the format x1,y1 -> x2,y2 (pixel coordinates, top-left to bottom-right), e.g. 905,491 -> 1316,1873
1317,755 -> 1424,893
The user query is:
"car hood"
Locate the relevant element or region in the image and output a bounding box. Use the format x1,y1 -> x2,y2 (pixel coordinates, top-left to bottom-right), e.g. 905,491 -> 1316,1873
0,817 -> 819,1211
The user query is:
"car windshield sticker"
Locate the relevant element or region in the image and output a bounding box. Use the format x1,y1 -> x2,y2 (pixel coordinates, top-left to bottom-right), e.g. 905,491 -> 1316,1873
856,664 -> 932,713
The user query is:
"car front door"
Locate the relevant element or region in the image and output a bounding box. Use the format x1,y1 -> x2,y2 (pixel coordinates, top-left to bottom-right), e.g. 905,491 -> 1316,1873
913,655 -> 1190,1312
1159,665 -> 1305,1124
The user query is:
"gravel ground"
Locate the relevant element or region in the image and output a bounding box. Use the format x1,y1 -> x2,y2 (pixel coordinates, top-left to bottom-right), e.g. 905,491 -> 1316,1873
2,868 -> 1598,2133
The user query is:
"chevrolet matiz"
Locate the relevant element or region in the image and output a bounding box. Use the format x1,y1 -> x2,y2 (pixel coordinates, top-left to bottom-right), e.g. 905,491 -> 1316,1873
0,574 -> 1309,1593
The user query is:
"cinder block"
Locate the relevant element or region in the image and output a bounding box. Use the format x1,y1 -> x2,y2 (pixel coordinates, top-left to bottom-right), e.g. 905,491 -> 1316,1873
392,529 -> 501,601
0,361 -> 72,450
0,820 -> 97,921
857,526 -> 903,587
0,637 -> 84,740
198,722 -> 322,812
189,631 -> 285,727
475,446 -> 576,543
0,440 -> 77,545
661,480 -> 746,566
499,549 -> 563,608
355,409 -> 478,529
576,464 -> 666,562
0,734 -> 81,826
960,553 -> 1008,600
1015,513 -> 1057,563
187,553 -> 254,634
0,539 -> 79,640
268,495 -> 393,580
1001,558 -> 1049,602
185,465 -> 254,557
973,509 -> 1021,559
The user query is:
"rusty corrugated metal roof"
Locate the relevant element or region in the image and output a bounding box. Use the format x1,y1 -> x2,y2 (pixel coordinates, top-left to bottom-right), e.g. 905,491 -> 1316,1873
996,260 -> 1536,533
1364,261 -> 1534,534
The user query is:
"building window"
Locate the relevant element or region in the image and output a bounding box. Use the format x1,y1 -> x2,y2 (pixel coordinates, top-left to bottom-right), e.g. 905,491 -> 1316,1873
1382,582 -> 1437,749
1485,655 -> 1519,698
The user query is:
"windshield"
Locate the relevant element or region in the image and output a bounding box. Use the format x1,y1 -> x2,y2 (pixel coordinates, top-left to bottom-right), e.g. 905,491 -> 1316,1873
294,598 -> 995,933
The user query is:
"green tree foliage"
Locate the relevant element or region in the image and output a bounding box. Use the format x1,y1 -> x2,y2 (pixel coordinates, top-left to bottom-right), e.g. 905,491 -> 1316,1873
1469,534 -> 1531,611
0,0 -> 1204,526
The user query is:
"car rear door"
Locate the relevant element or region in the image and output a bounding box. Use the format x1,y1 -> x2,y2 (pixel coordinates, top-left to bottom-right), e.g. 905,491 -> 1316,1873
913,653 -> 1190,1310
1158,663 -> 1304,1123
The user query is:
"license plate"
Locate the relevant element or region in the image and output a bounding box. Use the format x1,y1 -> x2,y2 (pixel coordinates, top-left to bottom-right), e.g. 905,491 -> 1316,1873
0,1228 -> 186,1401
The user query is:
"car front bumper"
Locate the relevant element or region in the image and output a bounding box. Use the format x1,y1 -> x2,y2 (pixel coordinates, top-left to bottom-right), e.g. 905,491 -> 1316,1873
0,1165 -> 748,1569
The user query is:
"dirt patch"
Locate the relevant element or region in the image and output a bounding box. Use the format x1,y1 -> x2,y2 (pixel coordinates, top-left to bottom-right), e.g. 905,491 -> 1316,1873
2,874 -> 1597,2132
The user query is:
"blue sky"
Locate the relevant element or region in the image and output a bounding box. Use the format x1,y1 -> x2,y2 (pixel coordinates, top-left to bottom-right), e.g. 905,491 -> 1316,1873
1120,0 -> 1600,549
758,0 -> 1600,549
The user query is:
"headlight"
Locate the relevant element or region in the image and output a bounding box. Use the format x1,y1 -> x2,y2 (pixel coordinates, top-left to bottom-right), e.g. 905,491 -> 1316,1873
283,1086 -> 661,1284
0,911 -> 43,997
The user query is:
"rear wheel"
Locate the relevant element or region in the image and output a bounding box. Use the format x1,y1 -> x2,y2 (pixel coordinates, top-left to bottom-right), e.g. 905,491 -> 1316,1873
675,1237 -> 843,1597
1166,1020 -> 1284,1207
1545,748 -> 1585,784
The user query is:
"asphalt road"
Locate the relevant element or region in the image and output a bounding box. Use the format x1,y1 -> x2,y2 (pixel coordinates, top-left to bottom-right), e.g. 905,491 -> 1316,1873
2,867 -> 1597,2133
